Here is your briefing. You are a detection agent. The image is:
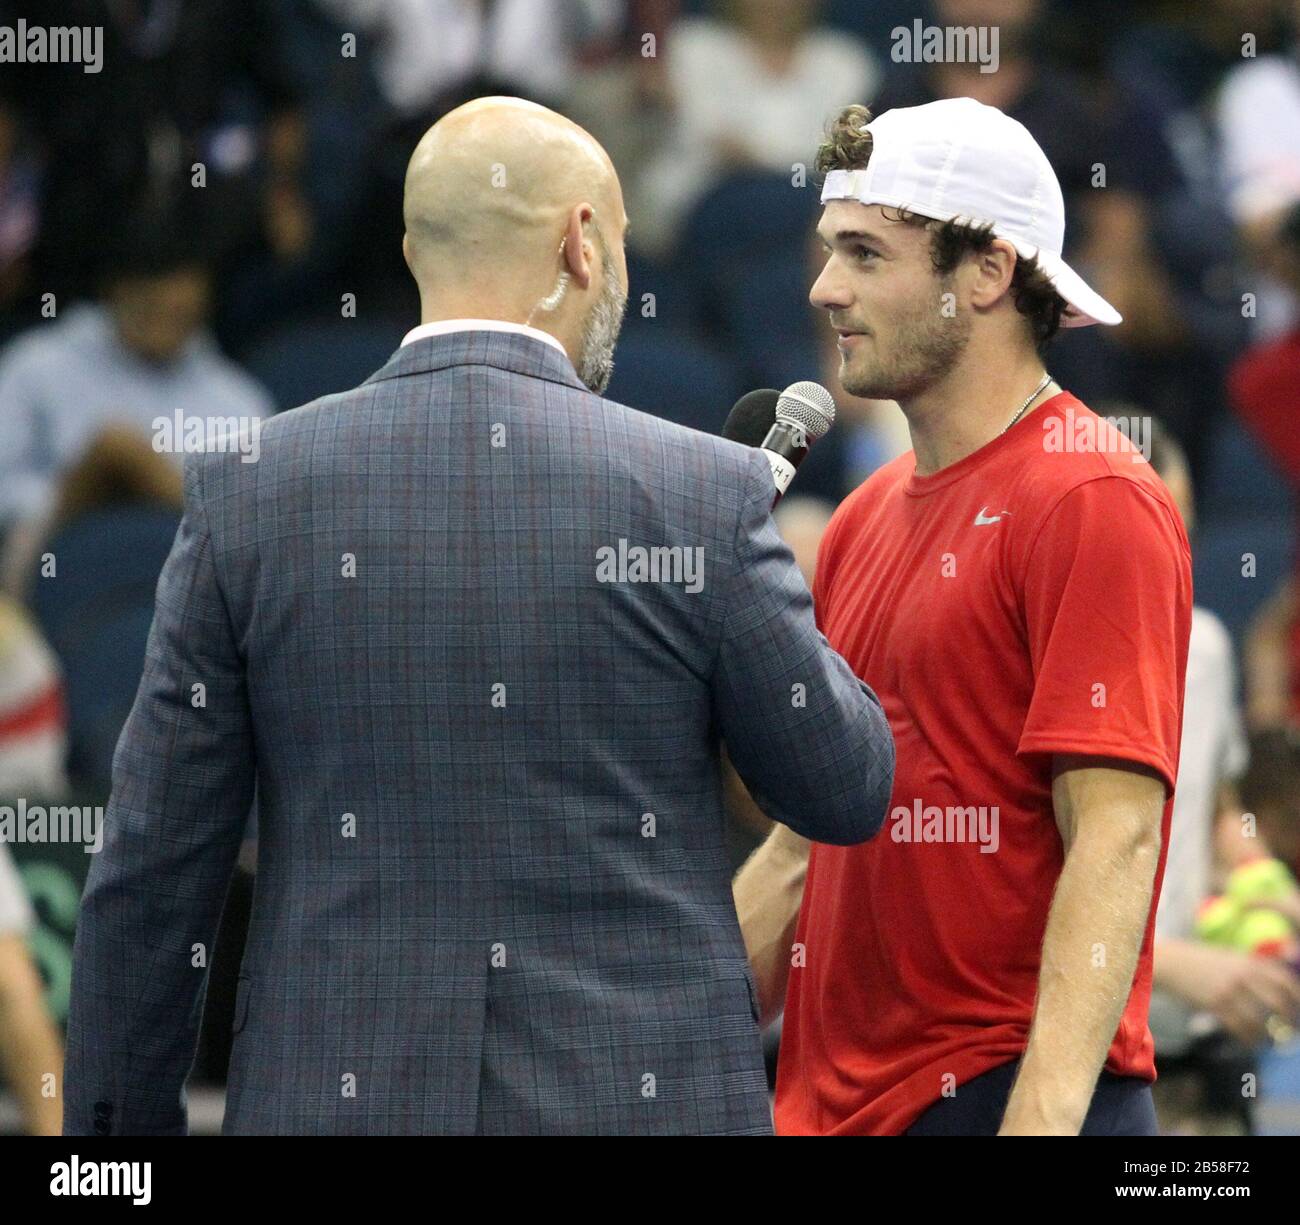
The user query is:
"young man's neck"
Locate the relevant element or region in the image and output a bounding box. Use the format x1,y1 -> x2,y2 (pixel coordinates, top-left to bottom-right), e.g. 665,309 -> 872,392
900,340 -> 1057,477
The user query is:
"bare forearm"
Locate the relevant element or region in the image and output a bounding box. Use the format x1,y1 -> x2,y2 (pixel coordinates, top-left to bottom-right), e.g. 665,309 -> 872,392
733,823 -> 810,1024
1151,937 -> 1198,997
1002,772 -> 1162,1134
0,940 -> 64,1135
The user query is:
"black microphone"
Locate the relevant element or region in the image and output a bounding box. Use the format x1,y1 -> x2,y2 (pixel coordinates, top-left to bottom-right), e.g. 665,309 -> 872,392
723,388 -> 780,446
723,382 -> 836,505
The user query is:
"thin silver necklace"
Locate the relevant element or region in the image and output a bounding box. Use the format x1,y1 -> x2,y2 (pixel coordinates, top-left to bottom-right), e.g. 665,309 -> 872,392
1001,372 -> 1053,435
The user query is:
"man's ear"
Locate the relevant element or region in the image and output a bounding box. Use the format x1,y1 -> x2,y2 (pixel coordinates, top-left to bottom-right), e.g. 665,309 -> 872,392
970,237 -> 1018,311
562,203 -> 596,290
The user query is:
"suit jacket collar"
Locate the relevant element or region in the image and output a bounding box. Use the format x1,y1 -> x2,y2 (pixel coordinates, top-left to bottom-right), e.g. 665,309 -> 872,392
365,327 -> 590,395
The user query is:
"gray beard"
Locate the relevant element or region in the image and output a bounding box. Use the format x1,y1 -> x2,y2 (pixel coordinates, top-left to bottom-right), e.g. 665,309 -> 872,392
576,247 -> 628,395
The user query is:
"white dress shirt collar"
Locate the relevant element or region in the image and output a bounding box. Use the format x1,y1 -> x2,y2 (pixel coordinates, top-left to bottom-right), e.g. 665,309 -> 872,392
401,318 -> 570,360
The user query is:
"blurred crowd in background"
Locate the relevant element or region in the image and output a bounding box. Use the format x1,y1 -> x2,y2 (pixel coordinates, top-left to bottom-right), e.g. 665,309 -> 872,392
1,0 -> 1300,1135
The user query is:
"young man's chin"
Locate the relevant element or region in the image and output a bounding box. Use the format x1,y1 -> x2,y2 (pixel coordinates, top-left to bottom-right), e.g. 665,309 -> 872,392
839,364 -> 887,402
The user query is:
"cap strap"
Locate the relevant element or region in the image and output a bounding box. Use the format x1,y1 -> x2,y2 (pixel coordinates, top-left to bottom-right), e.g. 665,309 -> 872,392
820,169 -> 870,204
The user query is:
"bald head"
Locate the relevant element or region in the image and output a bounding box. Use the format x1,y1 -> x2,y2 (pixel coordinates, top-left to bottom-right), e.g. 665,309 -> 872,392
404,97 -> 624,290
400,97 -> 630,392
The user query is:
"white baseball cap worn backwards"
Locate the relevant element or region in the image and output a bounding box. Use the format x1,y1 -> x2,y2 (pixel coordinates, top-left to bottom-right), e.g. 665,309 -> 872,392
820,96 -> 1122,328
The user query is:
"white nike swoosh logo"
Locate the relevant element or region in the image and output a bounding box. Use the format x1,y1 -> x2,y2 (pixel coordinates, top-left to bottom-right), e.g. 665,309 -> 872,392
973,507 -> 1011,526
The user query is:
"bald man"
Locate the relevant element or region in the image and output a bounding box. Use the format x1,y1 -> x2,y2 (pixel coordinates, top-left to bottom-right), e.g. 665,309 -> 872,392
401,97 -> 630,395
62,98 -> 893,1136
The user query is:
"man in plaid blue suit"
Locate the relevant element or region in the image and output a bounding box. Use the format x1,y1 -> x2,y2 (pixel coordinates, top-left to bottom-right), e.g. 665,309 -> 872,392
63,98 -> 894,1135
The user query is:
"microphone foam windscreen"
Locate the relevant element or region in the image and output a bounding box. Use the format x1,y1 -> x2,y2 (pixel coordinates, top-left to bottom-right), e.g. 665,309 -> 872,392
722,389 -> 780,447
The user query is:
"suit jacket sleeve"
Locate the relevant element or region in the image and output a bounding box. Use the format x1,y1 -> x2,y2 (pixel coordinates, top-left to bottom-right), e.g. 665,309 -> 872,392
63,451 -> 255,1136
711,453 -> 894,846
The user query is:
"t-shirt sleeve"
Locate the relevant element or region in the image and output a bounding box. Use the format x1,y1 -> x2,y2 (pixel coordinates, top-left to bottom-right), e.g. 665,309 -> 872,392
1017,475 -> 1192,792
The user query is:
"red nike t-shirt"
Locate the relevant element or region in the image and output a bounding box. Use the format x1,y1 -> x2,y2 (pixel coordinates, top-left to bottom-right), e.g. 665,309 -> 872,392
774,392 -> 1193,1136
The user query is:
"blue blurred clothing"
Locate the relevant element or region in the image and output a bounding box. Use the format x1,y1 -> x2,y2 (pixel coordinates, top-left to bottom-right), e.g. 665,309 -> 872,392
0,304 -> 271,523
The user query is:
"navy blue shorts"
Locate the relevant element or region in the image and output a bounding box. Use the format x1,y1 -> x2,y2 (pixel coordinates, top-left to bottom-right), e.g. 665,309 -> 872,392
904,1059 -> 1159,1136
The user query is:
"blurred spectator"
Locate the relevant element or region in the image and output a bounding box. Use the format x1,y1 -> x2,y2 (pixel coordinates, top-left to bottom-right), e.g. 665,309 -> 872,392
0,0 -> 316,316
0,597 -> 71,1131
314,0 -> 624,326
1110,1 -> 1285,189
1240,727 -> 1300,881
0,838 -> 63,1134
1137,419 -> 1300,1133
607,3 -> 878,469
1232,200 -> 1300,725
637,0 -> 879,255
0,598 -> 68,797
16,429 -> 184,788
316,0 -> 624,116
1217,1 -> 1300,337
0,220 -> 269,580
4,425 -> 185,603
1138,419 -> 1250,950
0,103 -> 39,335
1247,580 -> 1300,729
567,3 -> 680,242
1104,1 -> 1266,428
1203,779 -> 1299,964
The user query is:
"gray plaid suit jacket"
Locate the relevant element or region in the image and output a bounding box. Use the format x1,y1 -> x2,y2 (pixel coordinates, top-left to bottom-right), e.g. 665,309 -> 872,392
63,329 -> 894,1136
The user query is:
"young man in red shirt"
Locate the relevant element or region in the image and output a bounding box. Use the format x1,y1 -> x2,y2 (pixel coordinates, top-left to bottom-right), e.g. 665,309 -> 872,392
735,98 -> 1193,1135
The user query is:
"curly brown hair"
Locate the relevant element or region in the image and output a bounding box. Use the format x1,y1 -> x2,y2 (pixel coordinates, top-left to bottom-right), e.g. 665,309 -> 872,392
814,105 -> 1066,353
